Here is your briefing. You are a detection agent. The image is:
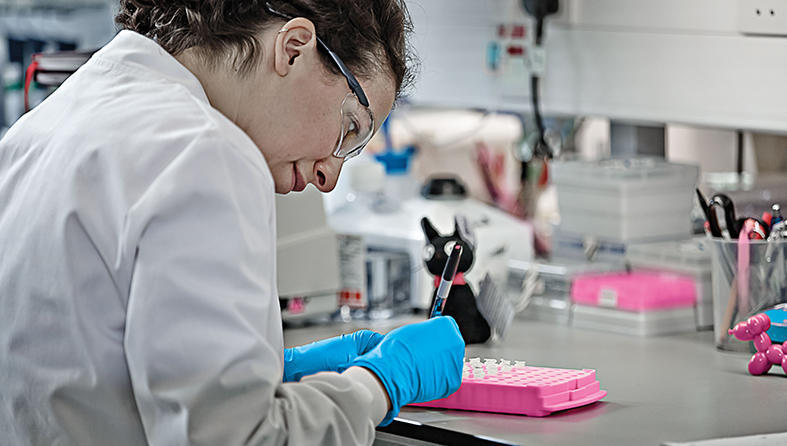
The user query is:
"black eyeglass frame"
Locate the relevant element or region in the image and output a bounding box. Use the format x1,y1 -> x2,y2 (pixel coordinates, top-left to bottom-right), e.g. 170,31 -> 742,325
263,2 -> 370,107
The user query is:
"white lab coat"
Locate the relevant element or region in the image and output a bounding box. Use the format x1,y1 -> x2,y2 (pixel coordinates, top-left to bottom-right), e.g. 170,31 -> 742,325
0,31 -> 384,445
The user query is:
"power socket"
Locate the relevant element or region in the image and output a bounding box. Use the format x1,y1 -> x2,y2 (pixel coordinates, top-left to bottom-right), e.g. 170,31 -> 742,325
737,0 -> 787,36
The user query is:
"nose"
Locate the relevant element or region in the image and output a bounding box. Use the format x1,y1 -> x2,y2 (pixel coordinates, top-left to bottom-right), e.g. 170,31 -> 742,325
312,155 -> 343,193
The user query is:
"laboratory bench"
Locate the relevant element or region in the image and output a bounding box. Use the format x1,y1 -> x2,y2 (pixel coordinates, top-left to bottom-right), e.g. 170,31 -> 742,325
283,316 -> 787,446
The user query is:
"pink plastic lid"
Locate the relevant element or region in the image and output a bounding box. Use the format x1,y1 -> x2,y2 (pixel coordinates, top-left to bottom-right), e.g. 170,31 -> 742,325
571,270 -> 697,311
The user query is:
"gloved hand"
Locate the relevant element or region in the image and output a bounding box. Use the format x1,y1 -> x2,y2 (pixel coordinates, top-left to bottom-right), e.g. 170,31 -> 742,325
348,316 -> 465,426
283,330 -> 383,382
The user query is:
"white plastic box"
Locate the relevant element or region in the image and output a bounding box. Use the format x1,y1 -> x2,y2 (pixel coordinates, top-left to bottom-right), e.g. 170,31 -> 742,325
571,305 -> 698,337
569,270 -> 699,336
625,237 -> 713,330
551,158 -> 699,242
551,227 -> 628,263
507,257 -> 625,324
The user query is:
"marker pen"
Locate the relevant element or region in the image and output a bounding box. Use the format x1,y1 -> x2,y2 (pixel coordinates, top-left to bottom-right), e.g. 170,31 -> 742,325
430,244 -> 463,318
771,204 -> 784,228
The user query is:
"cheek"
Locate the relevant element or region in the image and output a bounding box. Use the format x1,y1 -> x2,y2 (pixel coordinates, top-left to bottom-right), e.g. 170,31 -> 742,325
287,77 -> 343,153
290,101 -> 340,159
314,101 -> 342,154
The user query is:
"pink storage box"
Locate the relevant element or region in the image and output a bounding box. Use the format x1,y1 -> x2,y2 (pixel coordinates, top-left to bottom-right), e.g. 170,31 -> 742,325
571,271 -> 697,312
410,359 -> 606,417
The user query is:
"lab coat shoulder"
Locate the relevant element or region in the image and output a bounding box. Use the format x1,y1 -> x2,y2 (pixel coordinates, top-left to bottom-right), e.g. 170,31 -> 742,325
79,48 -> 280,256
123,112 -> 276,240
88,50 -> 275,196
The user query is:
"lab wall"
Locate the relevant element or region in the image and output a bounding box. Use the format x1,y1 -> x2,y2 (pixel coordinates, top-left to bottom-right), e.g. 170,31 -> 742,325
405,0 -> 787,134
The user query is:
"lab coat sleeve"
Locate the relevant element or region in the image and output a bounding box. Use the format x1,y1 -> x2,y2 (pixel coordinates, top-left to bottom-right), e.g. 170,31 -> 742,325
122,133 -> 383,445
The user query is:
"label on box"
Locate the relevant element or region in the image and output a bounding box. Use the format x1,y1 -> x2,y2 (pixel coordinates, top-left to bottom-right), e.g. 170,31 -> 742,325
337,234 -> 367,309
598,288 -> 618,308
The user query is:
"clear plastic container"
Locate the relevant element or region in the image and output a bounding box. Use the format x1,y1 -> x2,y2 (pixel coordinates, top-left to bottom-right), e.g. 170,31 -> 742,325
710,238 -> 787,351
551,158 -> 699,242
570,271 -> 699,337
626,237 -> 713,330
507,257 -> 624,324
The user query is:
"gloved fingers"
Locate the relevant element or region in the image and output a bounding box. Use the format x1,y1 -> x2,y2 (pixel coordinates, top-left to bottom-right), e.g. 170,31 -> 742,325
283,332 -> 373,382
439,316 -> 466,395
350,329 -> 384,355
436,315 -> 465,348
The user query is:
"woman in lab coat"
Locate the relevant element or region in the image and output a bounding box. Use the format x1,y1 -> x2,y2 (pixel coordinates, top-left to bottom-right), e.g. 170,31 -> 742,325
0,1 -> 464,445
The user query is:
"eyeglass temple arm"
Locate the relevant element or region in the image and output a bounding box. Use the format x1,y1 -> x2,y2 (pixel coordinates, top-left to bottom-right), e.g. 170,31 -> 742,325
316,37 -> 370,107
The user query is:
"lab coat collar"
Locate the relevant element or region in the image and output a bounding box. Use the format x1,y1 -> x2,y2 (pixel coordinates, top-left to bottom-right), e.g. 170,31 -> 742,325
95,30 -> 210,104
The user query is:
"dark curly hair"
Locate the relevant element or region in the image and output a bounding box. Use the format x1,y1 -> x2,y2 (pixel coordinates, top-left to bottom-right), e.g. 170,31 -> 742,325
115,0 -> 415,95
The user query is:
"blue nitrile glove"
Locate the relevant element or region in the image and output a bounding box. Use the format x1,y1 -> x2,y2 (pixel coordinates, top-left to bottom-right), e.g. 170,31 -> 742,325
283,330 -> 384,382
348,316 -> 465,426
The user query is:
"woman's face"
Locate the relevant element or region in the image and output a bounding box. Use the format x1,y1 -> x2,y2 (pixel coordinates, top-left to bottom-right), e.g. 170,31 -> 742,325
242,19 -> 396,194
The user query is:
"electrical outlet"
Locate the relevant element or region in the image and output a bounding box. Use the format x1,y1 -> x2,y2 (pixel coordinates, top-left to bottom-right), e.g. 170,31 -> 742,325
737,0 -> 787,36
493,22 -> 535,97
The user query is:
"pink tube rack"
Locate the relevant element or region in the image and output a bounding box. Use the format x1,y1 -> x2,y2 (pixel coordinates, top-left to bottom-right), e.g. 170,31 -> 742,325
410,358 -> 607,417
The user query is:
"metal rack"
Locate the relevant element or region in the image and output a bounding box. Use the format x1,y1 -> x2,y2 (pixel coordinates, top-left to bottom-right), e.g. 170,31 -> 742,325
0,0 -> 115,128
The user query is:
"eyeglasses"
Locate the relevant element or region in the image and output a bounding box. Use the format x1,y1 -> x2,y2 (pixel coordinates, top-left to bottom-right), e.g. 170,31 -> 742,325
264,2 -> 375,160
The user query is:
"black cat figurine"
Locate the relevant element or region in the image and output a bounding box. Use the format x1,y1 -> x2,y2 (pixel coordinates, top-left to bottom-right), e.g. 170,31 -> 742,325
421,216 -> 491,344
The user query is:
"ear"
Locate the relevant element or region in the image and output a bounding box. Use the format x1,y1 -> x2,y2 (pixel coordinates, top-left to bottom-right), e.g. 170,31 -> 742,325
421,217 -> 440,242
273,18 -> 317,77
454,215 -> 476,248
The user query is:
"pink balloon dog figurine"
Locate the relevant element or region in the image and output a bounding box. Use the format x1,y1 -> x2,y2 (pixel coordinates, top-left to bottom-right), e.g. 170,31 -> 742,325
728,313 -> 787,376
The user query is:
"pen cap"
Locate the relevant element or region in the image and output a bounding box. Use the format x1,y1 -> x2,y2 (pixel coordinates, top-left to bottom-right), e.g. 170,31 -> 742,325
443,245 -> 463,281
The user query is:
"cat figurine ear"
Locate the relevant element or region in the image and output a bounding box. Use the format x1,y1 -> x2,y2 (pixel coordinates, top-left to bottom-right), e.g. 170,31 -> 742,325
453,215 -> 475,250
421,217 -> 440,242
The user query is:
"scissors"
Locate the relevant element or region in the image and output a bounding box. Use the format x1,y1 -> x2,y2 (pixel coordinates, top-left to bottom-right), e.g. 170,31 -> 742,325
696,189 -> 722,238
709,193 -> 739,239
736,217 -> 769,240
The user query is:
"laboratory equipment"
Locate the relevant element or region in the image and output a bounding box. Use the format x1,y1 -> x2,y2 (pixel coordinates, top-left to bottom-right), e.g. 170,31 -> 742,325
327,177 -> 534,311
475,273 -> 515,338
697,189 -> 722,238
626,237 -> 714,330
276,187 -> 341,323
728,313 -> 787,376
551,158 -> 699,242
337,234 -> 367,314
1,3 -> 116,126
410,357 -> 606,417
24,50 -> 93,111
571,271 -> 698,336
707,193 -> 739,239
550,228 -> 629,262
429,243 -> 463,319
364,249 -> 411,320
772,204 -> 784,227
374,146 -> 419,207
507,257 -> 624,324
